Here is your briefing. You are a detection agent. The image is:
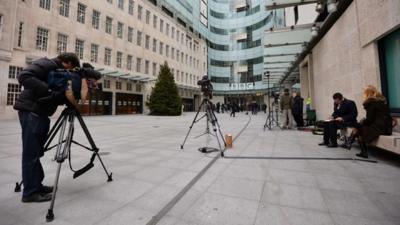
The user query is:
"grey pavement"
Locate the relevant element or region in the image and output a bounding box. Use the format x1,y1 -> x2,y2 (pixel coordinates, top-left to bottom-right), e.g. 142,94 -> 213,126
1,112 -> 400,225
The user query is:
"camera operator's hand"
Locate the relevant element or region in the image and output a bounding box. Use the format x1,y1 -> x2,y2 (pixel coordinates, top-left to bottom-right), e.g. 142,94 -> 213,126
37,90 -> 65,105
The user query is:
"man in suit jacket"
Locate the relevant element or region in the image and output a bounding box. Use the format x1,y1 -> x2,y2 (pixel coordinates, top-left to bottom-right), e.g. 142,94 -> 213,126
319,93 -> 358,147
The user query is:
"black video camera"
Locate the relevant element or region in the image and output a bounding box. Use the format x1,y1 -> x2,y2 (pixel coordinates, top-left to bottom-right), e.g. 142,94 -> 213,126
197,75 -> 213,99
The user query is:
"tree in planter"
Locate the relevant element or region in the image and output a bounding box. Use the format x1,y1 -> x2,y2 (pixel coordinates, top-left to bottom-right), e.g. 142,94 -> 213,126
146,63 -> 182,116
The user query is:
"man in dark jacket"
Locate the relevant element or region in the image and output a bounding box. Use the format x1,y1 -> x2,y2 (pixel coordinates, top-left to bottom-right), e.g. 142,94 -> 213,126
292,92 -> 304,127
14,53 -> 80,203
280,89 -> 293,129
319,93 -> 358,147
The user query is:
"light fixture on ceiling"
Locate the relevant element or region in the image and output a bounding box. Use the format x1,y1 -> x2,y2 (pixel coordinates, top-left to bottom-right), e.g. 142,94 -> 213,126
327,0 -> 337,13
311,24 -> 319,37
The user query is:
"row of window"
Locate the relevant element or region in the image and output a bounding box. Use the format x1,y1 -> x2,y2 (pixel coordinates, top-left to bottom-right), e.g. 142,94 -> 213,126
103,79 -> 142,92
35,27 -> 205,73
39,0 -> 204,55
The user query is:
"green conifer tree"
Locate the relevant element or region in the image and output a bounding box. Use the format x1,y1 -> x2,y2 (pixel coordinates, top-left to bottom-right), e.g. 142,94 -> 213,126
146,63 -> 182,115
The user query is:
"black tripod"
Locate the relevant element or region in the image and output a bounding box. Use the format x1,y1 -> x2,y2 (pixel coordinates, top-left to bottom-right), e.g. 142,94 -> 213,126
16,106 -> 113,222
264,72 -> 280,130
180,96 -> 226,157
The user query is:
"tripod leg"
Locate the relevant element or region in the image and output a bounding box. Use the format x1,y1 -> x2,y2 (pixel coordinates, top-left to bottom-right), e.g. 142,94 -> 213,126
44,109 -> 69,151
75,111 -> 113,181
180,100 -> 206,149
210,117 -> 224,157
210,108 -> 226,146
46,162 -> 62,222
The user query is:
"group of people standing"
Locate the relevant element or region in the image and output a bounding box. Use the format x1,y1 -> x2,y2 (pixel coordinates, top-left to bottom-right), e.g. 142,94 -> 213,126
279,88 -> 305,129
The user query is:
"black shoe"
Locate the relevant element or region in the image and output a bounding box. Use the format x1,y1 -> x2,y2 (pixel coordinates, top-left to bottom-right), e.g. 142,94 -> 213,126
22,192 -> 52,203
356,153 -> 368,158
327,143 -> 338,148
340,143 -> 352,150
40,185 -> 54,194
318,142 -> 328,146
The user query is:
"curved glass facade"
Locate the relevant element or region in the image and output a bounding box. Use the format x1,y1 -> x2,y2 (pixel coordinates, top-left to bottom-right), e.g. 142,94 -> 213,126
207,0 -> 284,92
158,0 -> 285,93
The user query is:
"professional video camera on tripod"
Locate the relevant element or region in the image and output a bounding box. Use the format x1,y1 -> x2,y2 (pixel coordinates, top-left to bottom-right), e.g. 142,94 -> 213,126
180,75 -> 226,157
14,63 -> 113,222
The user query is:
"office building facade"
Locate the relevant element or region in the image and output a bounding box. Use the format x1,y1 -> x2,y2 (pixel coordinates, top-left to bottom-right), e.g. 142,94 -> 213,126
0,0 -> 208,118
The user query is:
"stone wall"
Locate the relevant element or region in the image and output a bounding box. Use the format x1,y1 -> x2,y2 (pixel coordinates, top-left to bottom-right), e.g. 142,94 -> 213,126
301,0 -> 400,120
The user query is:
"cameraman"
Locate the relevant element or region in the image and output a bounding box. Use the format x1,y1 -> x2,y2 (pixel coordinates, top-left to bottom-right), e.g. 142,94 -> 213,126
14,53 -> 80,203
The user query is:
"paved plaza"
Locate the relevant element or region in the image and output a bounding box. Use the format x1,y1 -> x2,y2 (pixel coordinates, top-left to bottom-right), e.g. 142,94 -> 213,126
1,112 -> 400,225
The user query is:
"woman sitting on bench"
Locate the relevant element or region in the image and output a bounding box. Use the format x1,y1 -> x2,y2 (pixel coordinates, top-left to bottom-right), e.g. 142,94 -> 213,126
345,85 -> 393,158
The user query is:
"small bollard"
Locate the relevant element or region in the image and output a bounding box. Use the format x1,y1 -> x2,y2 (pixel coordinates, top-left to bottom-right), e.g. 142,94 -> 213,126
225,134 -> 233,148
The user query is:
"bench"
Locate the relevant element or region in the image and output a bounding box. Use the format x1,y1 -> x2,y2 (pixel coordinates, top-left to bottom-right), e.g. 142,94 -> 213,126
371,132 -> 400,155
337,119 -> 400,155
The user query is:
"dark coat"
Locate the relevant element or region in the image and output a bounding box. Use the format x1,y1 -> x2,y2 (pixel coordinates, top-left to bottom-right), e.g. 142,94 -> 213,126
280,93 -> 293,110
332,98 -> 358,126
292,95 -> 304,115
14,57 -> 65,116
359,98 -> 393,143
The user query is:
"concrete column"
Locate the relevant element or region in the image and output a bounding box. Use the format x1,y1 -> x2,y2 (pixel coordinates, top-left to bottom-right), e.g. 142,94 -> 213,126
112,92 -> 116,115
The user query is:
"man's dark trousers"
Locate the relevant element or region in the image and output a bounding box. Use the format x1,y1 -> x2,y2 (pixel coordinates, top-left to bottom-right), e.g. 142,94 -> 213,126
18,111 -> 50,197
323,120 -> 343,145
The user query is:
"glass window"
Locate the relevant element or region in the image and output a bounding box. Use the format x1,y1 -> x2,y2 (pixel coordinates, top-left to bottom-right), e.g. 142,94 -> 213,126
17,22 -> 23,47
146,10 -> 150,24
59,0 -> 70,17
380,28 -> 400,112
145,60 -> 149,74
75,39 -> 84,59
128,0 -> 134,15
104,48 -> 112,65
39,0 -> 51,10
7,83 -> 21,105
153,15 -> 157,28
36,27 -> 48,51
8,66 -> 23,79
171,47 -> 175,59
128,27 -> 134,42
152,38 -> 157,52
118,0 -> 124,10
138,5 -> 142,20
166,45 -> 169,57
159,42 -> 163,55
77,3 -> 86,23
116,51 -> 122,68
117,22 -> 123,38
106,16 -> 112,34
136,58 -> 142,72
145,35 -> 150,49
152,62 -> 157,76
57,33 -> 68,54
116,81 -> 122,90
166,23 -> 169,36
160,19 -> 164,33
104,80 -> 110,88
90,44 -> 98,62
127,55 -> 133,70
92,10 -> 100,29
136,31 -> 142,46
171,27 -> 175,39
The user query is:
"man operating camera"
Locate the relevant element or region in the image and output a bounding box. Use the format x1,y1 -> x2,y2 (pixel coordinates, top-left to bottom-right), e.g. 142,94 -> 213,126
14,53 -> 81,203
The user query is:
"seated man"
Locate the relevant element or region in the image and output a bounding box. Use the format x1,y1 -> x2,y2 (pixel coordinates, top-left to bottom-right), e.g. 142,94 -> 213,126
319,93 -> 358,147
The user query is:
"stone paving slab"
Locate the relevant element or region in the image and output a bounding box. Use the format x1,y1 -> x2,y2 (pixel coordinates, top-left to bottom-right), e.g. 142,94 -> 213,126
0,112 -> 400,225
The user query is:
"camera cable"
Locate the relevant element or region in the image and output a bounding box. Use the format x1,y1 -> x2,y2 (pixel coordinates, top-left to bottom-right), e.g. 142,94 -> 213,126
146,114 -> 252,225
